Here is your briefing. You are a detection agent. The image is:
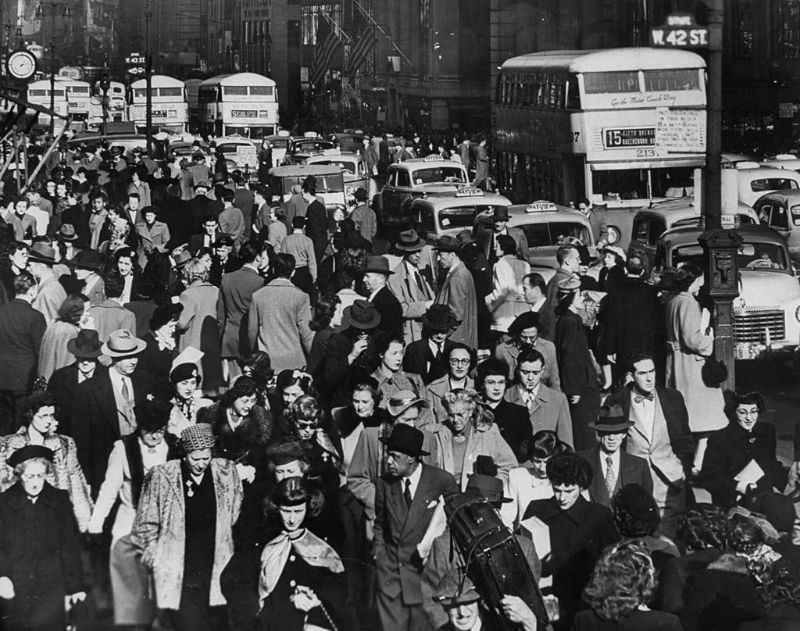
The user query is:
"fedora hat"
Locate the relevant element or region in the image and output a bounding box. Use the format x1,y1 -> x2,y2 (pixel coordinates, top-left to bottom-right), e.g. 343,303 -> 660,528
386,390 -> 429,417
433,235 -> 460,252
174,249 -> 192,268
28,242 -> 56,265
493,206 -> 510,222
67,329 -> 102,359
395,228 -> 425,253
434,574 -> 481,608
58,223 -> 78,241
588,404 -> 634,432
73,249 -> 104,272
379,423 -> 429,457
556,274 -> 582,295
465,473 -> 512,505
421,304 -> 460,332
102,329 -> 147,358
362,255 -> 394,275
340,299 -> 381,330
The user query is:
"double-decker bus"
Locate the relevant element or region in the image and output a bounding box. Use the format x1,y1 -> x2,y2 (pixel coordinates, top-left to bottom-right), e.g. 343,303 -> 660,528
26,79 -> 69,132
197,72 -> 279,139
493,48 -> 707,209
55,77 -> 92,121
128,75 -> 188,134
89,80 -> 127,126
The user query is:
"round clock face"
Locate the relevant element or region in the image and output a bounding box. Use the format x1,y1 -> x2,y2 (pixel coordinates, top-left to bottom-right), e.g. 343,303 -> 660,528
7,50 -> 36,80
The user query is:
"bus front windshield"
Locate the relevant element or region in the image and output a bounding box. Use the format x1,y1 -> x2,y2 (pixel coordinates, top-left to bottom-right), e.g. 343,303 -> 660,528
592,167 -> 695,202
673,242 -> 789,272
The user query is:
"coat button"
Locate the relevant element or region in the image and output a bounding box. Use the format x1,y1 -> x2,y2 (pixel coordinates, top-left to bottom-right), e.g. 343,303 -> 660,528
289,555 -> 296,562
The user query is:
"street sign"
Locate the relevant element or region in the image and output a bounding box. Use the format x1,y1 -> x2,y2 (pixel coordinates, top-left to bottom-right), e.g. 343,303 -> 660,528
650,13 -> 709,49
127,67 -> 145,76
125,52 -> 146,66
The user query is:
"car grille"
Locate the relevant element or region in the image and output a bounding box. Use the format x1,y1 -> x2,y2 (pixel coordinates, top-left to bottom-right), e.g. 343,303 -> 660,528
733,310 -> 785,343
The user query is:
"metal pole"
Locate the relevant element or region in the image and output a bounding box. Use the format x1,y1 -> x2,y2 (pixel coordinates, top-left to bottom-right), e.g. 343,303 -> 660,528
49,13 -> 55,135
145,6 -> 153,154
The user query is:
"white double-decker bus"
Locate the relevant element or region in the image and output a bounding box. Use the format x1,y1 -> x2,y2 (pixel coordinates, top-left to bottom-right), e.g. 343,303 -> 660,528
493,48 -> 707,207
26,79 -> 69,131
198,72 -> 279,139
128,75 -> 188,134
55,77 -> 92,121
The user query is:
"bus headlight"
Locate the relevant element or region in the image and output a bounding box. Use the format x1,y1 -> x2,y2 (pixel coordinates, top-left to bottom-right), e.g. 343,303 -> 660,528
795,306 -> 800,322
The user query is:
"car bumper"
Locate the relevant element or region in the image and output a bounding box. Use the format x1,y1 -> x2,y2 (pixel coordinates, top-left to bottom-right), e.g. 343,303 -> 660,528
734,341 -> 799,360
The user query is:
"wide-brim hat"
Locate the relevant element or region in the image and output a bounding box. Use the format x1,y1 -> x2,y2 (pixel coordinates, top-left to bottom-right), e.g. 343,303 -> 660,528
434,574 -> 481,608
421,304 -> 460,332
386,390 -> 429,417
150,302 -> 183,332
434,235 -> 460,252
101,329 -> 147,358
341,299 -> 381,330
135,399 -> 170,433
588,404 -> 634,432
395,228 -> 425,252
174,249 -> 192,268
493,206 -> 510,222
58,223 -> 78,241
7,444 -> 54,468
379,423 -> 429,457
465,473 -> 512,504
342,233 -> 370,251
362,255 -> 394,275
73,249 -> 104,272
67,329 -> 102,359
601,244 -> 627,263
507,312 -> 540,338
28,242 -> 56,265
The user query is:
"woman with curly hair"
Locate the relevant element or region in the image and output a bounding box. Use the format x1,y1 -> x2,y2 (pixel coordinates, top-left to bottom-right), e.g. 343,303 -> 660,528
657,503 -> 728,613
522,452 -> 619,629
271,368 -> 319,438
0,392 -> 93,532
420,388 -> 517,489
575,541 -> 682,630
38,293 -> 91,381
257,477 -> 346,631
740,558 -> 800,630
681,511 -> 777,631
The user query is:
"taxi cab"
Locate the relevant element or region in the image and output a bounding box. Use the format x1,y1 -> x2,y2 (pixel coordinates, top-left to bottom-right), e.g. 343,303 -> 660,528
282,132 -> 336,165
268,164 -> 346,211
752,189 -> 800,266
733,162 -> 800,207
408,188 -> 512,239
215,136 -> 259,175
302,150 -> 378,201
506,200 -> 596,269
657,223 -> 800,360
376,155 -> 469,224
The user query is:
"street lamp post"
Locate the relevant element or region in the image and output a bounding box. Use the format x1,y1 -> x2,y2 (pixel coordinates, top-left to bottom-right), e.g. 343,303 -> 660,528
145,2 -> 153,154
35,2 -> 71,134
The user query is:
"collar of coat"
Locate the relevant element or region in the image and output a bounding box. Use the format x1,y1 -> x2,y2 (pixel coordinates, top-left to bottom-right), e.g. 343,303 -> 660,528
5,481 -> 61,511
532,495 -> 592,525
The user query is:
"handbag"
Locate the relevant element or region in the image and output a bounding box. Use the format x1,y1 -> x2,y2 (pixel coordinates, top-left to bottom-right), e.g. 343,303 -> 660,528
701,355 -> 728,387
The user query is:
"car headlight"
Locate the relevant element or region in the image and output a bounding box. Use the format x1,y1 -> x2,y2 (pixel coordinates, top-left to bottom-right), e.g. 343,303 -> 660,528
795,305 -> 800,322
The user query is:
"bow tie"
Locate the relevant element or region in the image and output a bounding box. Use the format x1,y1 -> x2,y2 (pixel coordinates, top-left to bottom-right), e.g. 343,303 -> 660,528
633,392 -> 655,404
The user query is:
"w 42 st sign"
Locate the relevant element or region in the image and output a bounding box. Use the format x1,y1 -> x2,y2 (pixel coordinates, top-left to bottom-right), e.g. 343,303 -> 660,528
651,13 -> 709,49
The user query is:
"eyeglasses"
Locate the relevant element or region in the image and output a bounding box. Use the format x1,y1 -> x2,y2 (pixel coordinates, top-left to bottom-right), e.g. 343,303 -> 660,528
295,422 -> 318,430
449,358 -> 471,365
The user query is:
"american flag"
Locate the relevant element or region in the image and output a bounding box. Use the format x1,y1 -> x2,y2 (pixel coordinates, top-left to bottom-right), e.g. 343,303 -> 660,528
311,25 -> 341,88
347,26 -> 377,77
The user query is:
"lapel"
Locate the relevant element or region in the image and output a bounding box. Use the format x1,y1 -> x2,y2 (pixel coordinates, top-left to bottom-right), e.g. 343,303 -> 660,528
95,371 -> 121,434
588,447 -> 611,505
166,463 -> 186,510
401,464 -> 434,537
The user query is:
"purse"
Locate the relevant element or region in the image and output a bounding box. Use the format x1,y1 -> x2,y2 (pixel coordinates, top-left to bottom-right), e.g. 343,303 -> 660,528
701,355 -> 728,387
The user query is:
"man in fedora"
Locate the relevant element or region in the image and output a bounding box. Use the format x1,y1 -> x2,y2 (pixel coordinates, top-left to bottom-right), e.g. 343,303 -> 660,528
28,241 -> 66,325
72,329 -> 153,496
434,236 -> 478,349
55,223 -> 81,263
248,252 -> 314,372
374,423 -> 458,631
47,328 -> 106,435
0,271 -> 46,434
479,206 -> 529,266
403,304 -> 460,385
364,254 -> 403,337
388,229 -> 435,344
350,187 -> 377,244
578,404 -> 653,509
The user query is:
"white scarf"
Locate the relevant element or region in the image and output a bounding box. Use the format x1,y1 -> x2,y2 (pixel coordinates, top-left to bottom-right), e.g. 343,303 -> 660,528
259,528 -> 344,603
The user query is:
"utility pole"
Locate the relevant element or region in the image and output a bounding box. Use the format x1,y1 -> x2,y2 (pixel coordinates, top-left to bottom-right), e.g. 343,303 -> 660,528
145,2 -> 153,154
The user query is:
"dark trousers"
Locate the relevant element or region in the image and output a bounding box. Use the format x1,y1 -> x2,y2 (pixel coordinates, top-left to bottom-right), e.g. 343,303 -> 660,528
569,386 -> 602,452
166,585 -> 226,631
0,389 -> 27,435
292,266 -> 314,296
377,591 -> 432,631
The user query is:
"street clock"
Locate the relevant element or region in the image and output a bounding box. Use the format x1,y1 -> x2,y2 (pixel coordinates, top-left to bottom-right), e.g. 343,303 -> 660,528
6,49 -> 37,80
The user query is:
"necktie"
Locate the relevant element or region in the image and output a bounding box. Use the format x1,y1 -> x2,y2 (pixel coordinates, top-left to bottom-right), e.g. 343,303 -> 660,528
605,456 -> 617,496
633,392 -> 655,404
403,479 -> 413,507
526,391 -> 537,415
414,269 -> 426,295
121,378 -> 132,407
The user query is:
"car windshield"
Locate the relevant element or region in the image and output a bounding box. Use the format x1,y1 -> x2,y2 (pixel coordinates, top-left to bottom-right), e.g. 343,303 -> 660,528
412,167 -> 467,185
517,221 -> 591,248
270,138 -> 289,148
309,159 -> 356,173
672,240 -> 789,271
751,178 -> 799,192
279,175 -> 344,194
294,140 -> 334,153
437,204 -> 505,231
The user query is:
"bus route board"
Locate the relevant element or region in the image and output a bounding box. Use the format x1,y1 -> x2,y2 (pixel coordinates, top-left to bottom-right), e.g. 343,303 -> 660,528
655,108 -> 706,153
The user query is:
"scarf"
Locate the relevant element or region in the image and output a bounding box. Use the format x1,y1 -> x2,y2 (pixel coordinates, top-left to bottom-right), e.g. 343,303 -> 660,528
155,327 -> 176,352
259,529 -> 344,603
88,210 -> 107,250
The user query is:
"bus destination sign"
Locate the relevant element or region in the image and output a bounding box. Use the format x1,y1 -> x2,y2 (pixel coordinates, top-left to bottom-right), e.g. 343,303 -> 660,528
603,127 -> 655,149
650,13 -> 709,48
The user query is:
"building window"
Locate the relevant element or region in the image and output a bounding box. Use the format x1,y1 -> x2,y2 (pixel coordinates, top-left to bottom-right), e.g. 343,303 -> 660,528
300,3 -> 342,45
731,0 -> 753,58
776,0 -> 800,59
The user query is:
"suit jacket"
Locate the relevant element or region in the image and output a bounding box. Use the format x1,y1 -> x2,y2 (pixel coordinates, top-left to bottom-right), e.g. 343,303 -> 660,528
388,259 -> 434,344
495,338 -> 560,390
71,367 -> 153,496
218,265 -> 265,359
0,298 -> 46,391
545,267 -> 573,308
487,399 -> 532,463
374,464 -> 458,604
578,446 -> 653,508
88,299 -> 137,342
48,363 -> 108,436
403,338 -> 455,385
600,277 -> 661,362
371,285 -> 403,337
605,384 -> 695,474
248,277 -> 314,372
435,261 -> 478,348
32,276 -> 67,325
505,383 -> 573,447
305,200 -> 328,262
